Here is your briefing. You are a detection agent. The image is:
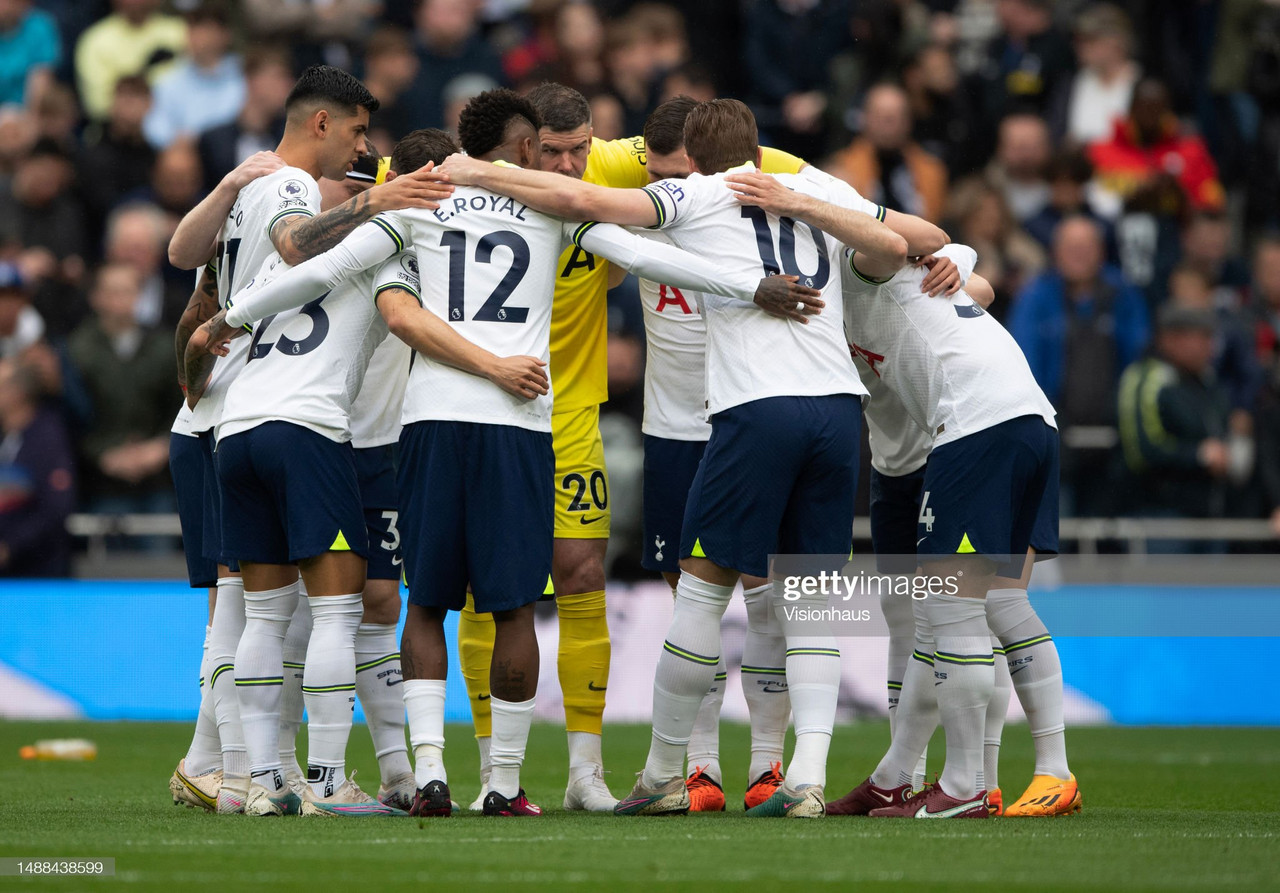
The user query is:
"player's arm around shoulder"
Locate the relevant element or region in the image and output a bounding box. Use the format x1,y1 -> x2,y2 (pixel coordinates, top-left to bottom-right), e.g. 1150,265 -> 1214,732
726,170 -> 907,274
168,151 -> 286,268
438,152 -> 662,226
272,165 -> 453,266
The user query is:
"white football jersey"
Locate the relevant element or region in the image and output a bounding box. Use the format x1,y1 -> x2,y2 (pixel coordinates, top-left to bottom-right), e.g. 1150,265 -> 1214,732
191,166 -> 320,434
351,251 -> 415,449
385,190 -> 578,433
637,232 -> 710,442
842,243 -> 1057,449
216,249 -> 398,444
643,163 -> 878,415
171,400 -> 196,437
853,354 -> 932,477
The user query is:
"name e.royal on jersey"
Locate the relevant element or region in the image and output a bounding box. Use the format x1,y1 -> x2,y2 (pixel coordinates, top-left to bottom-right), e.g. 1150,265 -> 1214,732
432,194 -> 530,224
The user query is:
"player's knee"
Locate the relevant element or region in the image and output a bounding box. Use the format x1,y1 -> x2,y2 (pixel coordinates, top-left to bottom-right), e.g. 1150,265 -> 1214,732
985,586 -> 1037,636
552,554 -> 605,596
361,579 -> 400,625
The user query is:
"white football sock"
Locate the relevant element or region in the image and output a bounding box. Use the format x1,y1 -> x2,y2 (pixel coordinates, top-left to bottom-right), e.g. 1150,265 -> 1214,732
985,635 -> 1012,793
782,636 -> 840,790
185,624 -> 222,775
926,593 -> 994,800
987,587 -> 1070,778
303,593 -> 363,792
476,735 -> 492,789
642,573 -> 731,787
567,731 -> 603,783
489,696 -> 536,798
403,678 -> 447,787
278,593 -> 310,780
686,658 -> 726,783
355,622 -> 412,783
235,581 -> 297,779
209,576 -> 248,780
881,590 -> 915,724
741,581 -> 789,782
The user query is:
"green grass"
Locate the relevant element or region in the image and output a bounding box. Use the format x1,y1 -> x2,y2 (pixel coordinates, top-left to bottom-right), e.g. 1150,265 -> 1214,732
0,721 -> 1277,892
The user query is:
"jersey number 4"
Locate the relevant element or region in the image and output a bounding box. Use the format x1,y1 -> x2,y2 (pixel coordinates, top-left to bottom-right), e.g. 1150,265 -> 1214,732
741,206 -> 830,289
441,229 -> 530,323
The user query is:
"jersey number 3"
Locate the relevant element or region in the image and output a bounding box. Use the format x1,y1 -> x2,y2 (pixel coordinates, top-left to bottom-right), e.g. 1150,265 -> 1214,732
441,229 -> 531,323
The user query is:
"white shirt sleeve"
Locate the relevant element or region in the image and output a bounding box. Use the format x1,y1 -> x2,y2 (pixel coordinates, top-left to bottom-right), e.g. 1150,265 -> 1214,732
372,250 -> 422,305
574,221 -> 760,302
799,165 -> 885,220
225,216 -> 404,328
935,243 -> 978,285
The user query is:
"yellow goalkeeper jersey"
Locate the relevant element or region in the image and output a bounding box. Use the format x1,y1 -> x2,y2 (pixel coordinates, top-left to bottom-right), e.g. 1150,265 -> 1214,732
548,137 -> 807,414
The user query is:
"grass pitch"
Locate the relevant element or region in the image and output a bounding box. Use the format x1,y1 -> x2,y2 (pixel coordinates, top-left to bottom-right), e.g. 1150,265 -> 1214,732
0,720 -> 1276,892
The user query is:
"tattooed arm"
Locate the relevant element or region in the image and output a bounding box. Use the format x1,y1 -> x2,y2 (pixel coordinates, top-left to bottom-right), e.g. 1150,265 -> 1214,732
174,264 -> 219,390
271,164 -> 454,266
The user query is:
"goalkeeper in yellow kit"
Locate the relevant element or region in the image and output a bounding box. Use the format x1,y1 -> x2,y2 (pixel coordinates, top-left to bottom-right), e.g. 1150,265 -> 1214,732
457,82 -> 806,810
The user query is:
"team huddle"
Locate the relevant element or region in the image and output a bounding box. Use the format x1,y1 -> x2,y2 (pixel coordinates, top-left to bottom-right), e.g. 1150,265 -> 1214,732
165,64 -> 1081,821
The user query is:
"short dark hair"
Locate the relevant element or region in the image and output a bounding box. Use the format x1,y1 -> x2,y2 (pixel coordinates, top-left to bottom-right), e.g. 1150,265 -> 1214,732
683,98 -> 758,175
643,94 -> 698,156
391,128 -> 461,173
527,82 -> 591,133
285,65 -> 379,119
457,88 -> 542,158
1045,149 -> 1094,184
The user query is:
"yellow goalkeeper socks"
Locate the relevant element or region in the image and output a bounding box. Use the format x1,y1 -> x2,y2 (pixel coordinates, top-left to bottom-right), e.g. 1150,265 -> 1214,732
458,592 -> 495,738
556,589 -> 610,737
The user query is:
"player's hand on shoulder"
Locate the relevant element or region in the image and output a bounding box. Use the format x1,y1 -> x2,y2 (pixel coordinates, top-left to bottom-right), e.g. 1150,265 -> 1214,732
227,151 -> 285,189
753,274 -> 824,324
486,354 -> 549,400
726,171 -> 802,217
371,161 -> 455,212
916,254 -> 962,297
437,153 -> 491,187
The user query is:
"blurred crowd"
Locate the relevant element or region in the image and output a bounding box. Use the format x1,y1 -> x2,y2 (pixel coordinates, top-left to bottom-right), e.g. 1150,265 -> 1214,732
3,0 -> 1280,575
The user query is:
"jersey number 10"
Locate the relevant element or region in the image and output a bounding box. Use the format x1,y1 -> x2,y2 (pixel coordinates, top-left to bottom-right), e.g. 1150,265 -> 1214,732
741,206 -> 830,289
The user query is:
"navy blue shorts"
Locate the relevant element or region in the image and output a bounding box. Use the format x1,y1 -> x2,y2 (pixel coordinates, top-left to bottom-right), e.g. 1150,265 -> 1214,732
917,415 -> 1056,577
641,435 -> 708,573
197,431 -> 237,572
217,421 -> 368,565
398,420 -> 553,614
355,444 -> 401,581
170,432 -> 217,588
869,465 -> 926,574
1029,433 -> 1060,556
680,394 -> 862,578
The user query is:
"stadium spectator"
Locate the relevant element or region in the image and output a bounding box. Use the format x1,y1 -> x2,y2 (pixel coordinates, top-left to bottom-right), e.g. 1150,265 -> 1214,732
0,262 -> 44,360
1250,235 -> 1280,389
1118,304 -> 1232,533
0,356 -> 75,577
140,141 -> 204,221
76,75 -> 155,231
403,0 -> 504,131
1049,3 -> 1139,147
66,263 -> 174,524
0,104 -> 37,179
1023,149 -> 1115,254
1089,77 -> 1226,214
658,62 -> 717,105
947,178 -> 1046,309
1180,211 -> 1251,307
74,0 -> 187,122
603,16 -> 661,137
901,42 -> 981,176
0,0 -> 62,108
33,82 -> 80,149
967,0 -> 1074,160
142,5 -> 245,150
587,90 -> 625,142
441,72 -> 501,137
360,26 -> 420,145
519,1 -> 608,93
1010,215 -> 1148,513
0,138 -> 88,278
826,83 -> 948,224
742,0 -> 854,158
196,47 -> 292,191
986,112 -> 1052,223
103,203 -> 186,328
1166,263 -> 1262,417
